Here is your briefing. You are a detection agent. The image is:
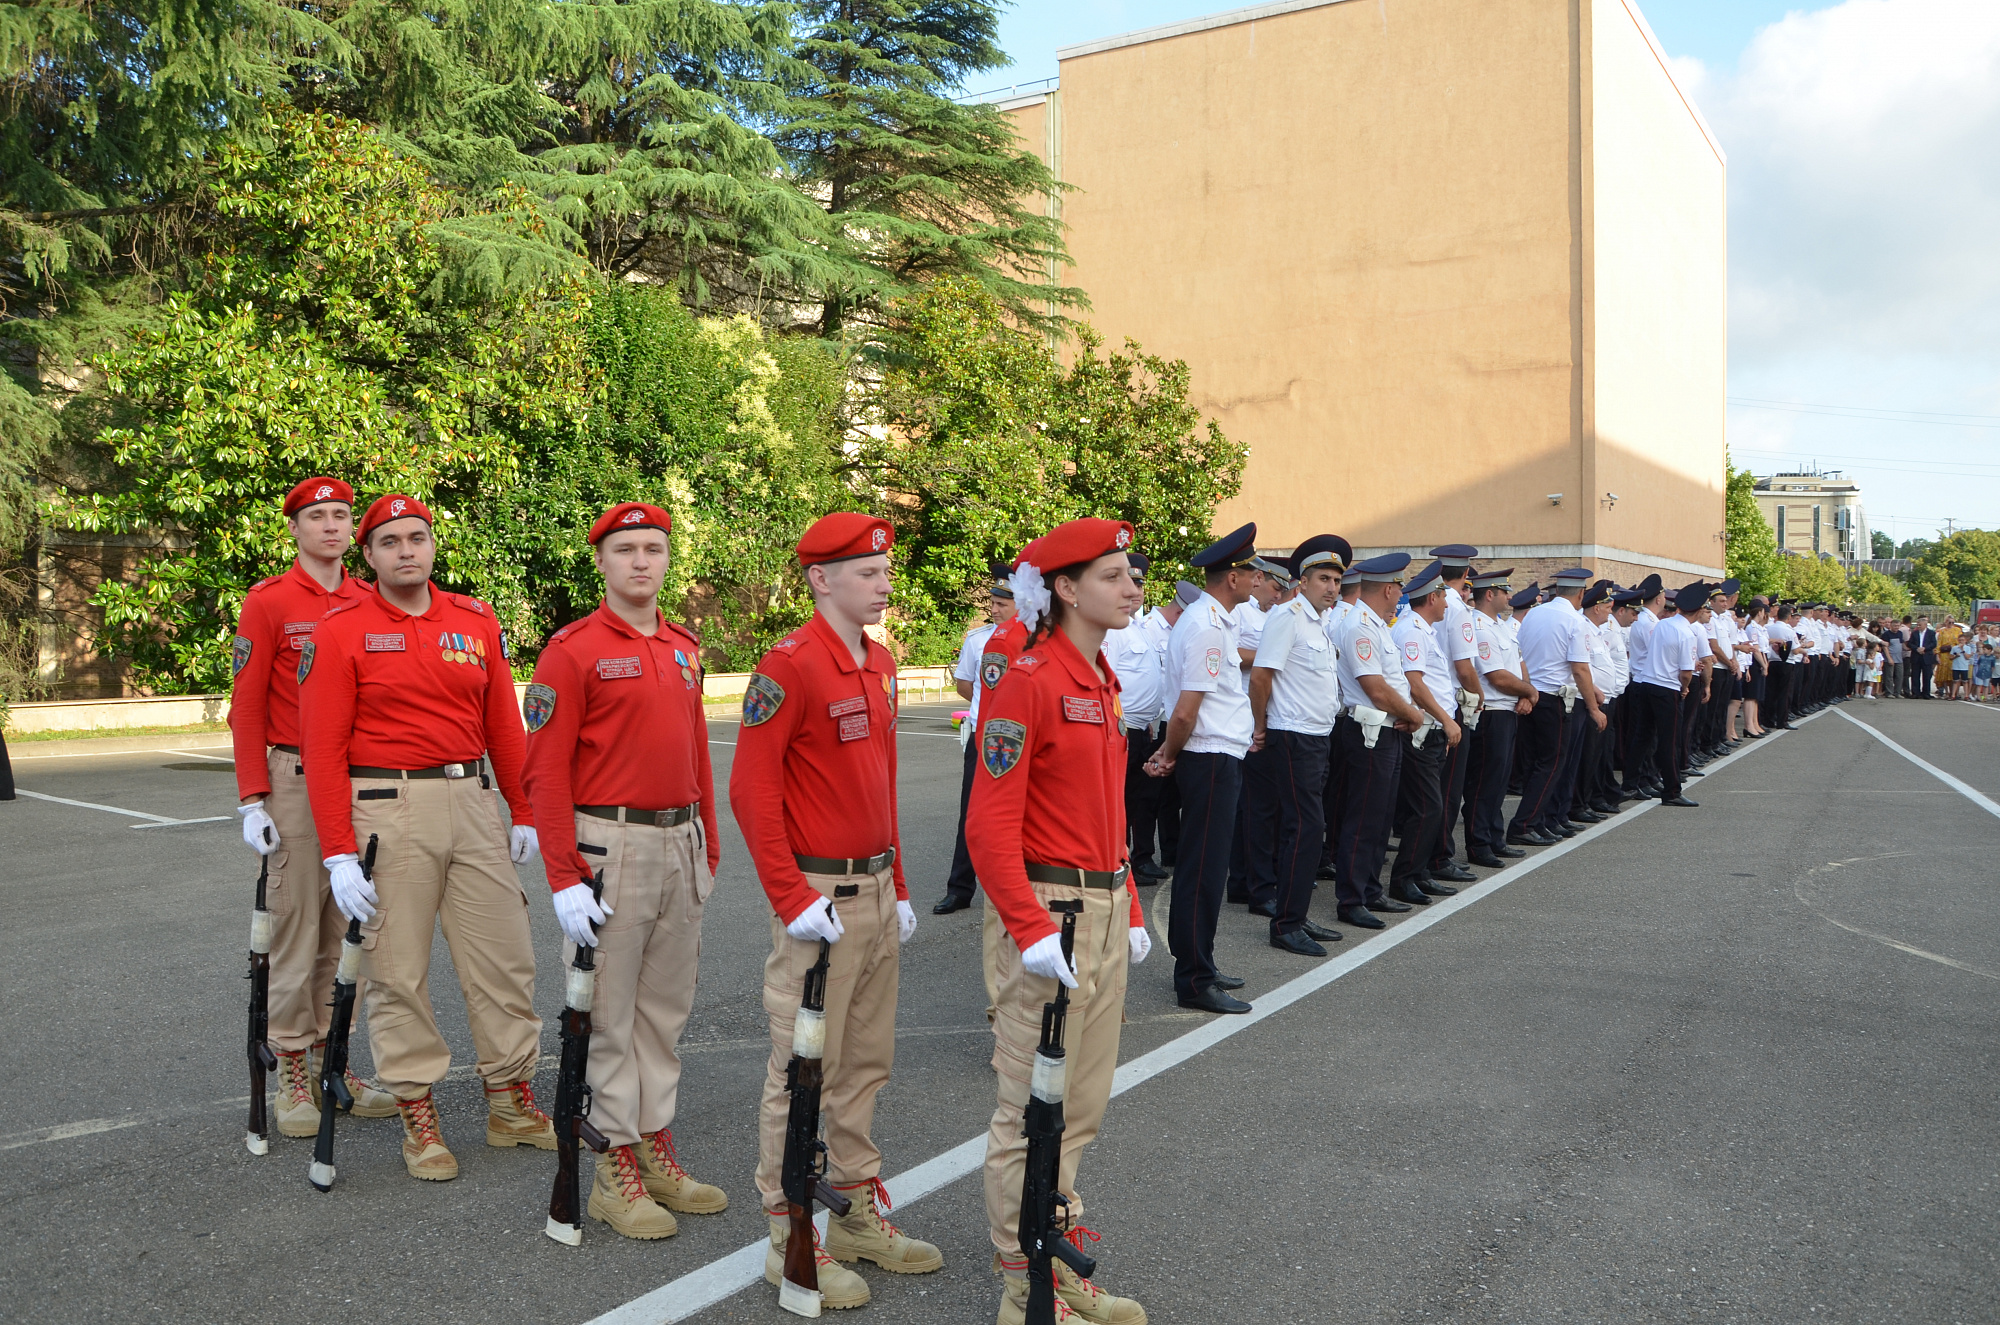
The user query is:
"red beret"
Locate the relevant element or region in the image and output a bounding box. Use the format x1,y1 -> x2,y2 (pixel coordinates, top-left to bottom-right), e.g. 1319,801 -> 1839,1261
359,493 -> 434,541
1016,518 -> 1135,575
797,513 -> 894,567
283,477 -> 353,516
588,502 -> 672,545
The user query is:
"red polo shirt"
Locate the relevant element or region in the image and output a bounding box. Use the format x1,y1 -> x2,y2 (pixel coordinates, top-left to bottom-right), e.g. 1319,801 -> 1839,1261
228,562 -> 372,800
299,582 -> 529,857
522,602 -> 720,890
966,629 -> 1143,950
729,612 -> 908,923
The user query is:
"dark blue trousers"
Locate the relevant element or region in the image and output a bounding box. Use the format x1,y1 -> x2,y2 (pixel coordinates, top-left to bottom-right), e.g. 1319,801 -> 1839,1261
1508,692 -> 1582,836
1169,751 -> 1241,1000
1332,718 -> 1403,911
1461,708 -> 1516,857
1227,743 -> 1280,904
1266,730 -> 1330,938
941,737 -> 980,902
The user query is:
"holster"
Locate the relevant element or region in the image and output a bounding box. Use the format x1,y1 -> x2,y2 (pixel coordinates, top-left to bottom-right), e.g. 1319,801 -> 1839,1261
1559,683 -> 1579,714
1353,705 -> 1390,750
1457,688 -> 1483,730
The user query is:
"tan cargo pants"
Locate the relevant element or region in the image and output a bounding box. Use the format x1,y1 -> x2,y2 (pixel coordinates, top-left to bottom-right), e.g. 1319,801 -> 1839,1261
754,865 -> 899,1214
984,881 -> 1128,1256
351,774 -> 541,1100
261,747 -> 349,1052
562,812 -> 712,1148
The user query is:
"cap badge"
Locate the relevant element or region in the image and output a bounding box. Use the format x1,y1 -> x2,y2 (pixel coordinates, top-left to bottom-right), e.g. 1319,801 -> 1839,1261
389,498 -> 407,517
1115,527 -> 1132,549
314,485 -> 333,501
621,509 -> 646,524
870,526 -> 888,551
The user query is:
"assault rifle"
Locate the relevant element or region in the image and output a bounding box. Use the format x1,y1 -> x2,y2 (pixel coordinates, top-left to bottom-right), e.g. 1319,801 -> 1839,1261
1017,902 -> 1096,1325
546,872 -> 611,1245
245,855 -> 278,1156
778,928 -> 850,1317
308,833 -> 373,1192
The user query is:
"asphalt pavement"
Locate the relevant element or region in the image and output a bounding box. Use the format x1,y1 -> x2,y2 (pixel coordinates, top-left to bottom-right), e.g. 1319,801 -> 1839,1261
0,696 -> 1994,1324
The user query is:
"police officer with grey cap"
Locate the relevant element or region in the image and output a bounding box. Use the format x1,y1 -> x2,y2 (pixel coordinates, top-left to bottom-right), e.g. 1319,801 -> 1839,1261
1145,527 -> 1259,1013
1104,555 -> 1174,885
1329,553 -> 1427,930
936,562 -> 1018,913
1389,560 -> 1463,904
1425,545 -> 1484,883
1228,555 -> 1293,910
1462,568 -> 1535,868
1506,567 -> 1606,844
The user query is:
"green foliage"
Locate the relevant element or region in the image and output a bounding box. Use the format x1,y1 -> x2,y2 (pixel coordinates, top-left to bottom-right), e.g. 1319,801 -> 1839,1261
1723,459 -> 1784,599
1845,566 -> 1912,614
1896,537 -> 1932,559
766,0 -> 1081,335
45,115 -> 596,694
868,277 -> 1243,662
1780,552 -> 1848,607
1904,529 -> 2000,617
1870,530 -> 1894,559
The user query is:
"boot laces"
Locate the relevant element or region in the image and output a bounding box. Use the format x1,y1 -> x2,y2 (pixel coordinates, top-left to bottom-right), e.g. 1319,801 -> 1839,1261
646,1128 -> 689,1178
401,1093 -> 444,1148
490,1079 -> 549,1123
612,1145 -> 650,1203
841,1176 -> 901,1235
278,1050 -> 313,1106
1060,1225 -> 1106,1300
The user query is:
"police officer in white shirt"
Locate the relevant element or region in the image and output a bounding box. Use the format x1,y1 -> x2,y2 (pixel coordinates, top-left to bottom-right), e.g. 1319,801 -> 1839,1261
1329,553 -> 1427,931
1312,542 -> 1358,880
1631,582 -> 1705,806
1594,587 -> 1641,807
1424,545 -> 1485,884
1621,575 -> 1667,790
1248,535 -> 1349,957
1228,555 -> 1295,909
1506,567 -> 1606,844
1462,569 -> 1536,867
1106,561 -> 1184,884
1389,561 -> 1464,906
936,565 -> 1017,914
1145,525 -> 1259,1015
1567,582 -> 1622,824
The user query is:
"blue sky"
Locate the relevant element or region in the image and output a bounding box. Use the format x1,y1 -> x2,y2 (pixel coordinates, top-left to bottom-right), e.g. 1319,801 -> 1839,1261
976,1 -> 2000,544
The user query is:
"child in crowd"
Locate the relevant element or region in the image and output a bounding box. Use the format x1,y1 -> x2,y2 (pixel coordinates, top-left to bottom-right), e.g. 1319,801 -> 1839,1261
1975,642 -> 1995,702
1864,645 -> 1884,699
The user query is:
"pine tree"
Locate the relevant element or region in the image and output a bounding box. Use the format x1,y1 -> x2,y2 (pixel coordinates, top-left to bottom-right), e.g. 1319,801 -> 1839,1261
765,0 -> 1083,336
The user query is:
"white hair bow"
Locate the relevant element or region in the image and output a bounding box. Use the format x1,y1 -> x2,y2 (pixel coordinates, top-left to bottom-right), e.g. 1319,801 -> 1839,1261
1009,563 -> 1050,633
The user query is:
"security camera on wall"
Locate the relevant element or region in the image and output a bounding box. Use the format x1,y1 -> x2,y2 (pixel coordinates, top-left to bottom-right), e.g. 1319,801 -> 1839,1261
1547,494 -> 1563,506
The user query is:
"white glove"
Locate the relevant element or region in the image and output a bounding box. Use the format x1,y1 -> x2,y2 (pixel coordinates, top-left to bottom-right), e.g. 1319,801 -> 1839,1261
786,895 -> 845,944
1128,925 -> 1151,964
896,899 -> 916,944
510,825 -> 539,864
1020,932 -> 1078,989
238,802 -> 279,856
552,882 -> 611,948
325,853 -> 376,922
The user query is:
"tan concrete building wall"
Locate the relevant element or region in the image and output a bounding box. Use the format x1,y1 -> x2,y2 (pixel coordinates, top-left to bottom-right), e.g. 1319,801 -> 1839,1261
1009,0 -> 1725,578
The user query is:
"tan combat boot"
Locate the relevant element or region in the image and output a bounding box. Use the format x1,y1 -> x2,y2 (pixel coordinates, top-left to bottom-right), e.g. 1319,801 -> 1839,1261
586,1145 -> 678,1240
484,1079 -> 557,1150
273,1049 -> 319,1138
637,1128 -> 729,1214
825,1178 -> 944,1274
1053,1228 -> 1147,1324
765,1214 -> 870,1310
997,1257 -> 1083,1325
305,1043 -> 398,1118
397,1091 -> 458,1181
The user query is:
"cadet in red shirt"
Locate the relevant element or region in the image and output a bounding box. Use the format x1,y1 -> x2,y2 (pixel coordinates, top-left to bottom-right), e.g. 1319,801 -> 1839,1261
228,476 -> 399,1139
965,518 -> 1150,1325
299,493 -> 550,1182
521,502 -> 729,1241
731,513 -> 940,1309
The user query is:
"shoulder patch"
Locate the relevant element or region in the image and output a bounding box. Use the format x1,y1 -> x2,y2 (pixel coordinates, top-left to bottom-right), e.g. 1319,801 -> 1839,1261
981,717 -> 1026,778
980,650 -> 1010,691
741,672 -> 785,726
296,639 -> 315,684
232,635 -> 253,677
523,682 -> 557,733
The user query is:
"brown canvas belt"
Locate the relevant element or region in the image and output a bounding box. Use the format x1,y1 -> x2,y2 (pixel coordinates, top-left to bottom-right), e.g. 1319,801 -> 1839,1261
348,759 -> 486,781
794,849 -> 896,876
578,803 -> 697,827
1026,862 -> 1130,891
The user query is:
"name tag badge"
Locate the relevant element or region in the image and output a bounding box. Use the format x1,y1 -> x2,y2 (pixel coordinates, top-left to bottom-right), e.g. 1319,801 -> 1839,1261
837,711 -> 870,742
364,633 -> 406,652
596,656 -> 642,680
828,695 -> 868,719
1061,696 -> 1105,724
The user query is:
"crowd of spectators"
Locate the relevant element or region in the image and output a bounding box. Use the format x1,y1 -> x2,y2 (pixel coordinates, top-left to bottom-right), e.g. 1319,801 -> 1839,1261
1858,615 -> 1999,701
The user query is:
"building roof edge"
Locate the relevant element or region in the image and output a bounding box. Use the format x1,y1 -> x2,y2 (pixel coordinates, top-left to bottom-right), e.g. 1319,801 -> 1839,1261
1056,0 -> 1357,62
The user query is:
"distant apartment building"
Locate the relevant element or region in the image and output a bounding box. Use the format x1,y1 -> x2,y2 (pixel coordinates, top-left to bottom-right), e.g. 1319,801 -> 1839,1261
998,0 -> 1728,584
1752,471 -> 1868,561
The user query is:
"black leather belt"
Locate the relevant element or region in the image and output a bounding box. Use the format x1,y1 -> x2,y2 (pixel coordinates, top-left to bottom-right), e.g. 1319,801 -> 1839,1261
272,743 -> 301,755
349,759 -> 486,780
1026,862 -> 1130,890
579,803 -> 697,827
795,849 -> 896,876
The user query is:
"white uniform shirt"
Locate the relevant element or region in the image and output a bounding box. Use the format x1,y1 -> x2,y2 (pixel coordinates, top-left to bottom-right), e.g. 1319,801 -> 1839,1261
1600,618 -> 1630,698
1395,610 -> 1457,717
1627,606 -> 1658,679
1583,617 -> 1617,697
1324,598 -> 1358,709
953,621 -> 1000,728
1517,597 -> 1594,693
1768,618 -> 1802,665
1233,598 -> 1269,657
1255,596 -> 1338,735
1437,586 -> 1479,689
1635,614 -> 1700,687
1168,592 -> 1253,757
1104,611 -> 1165,729
1747,619 -> 1771,662
1337,598 -> 1411,708
1473,610 -> 1522,704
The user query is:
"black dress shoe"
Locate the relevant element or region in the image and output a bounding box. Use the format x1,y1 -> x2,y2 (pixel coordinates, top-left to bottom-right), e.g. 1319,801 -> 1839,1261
1548,822 -> 1577,838
1495,845 -> 1526,858
1132,870 -> 1160,888
1212,974 -> 1246,990
1365,897 -> 1412,914
1271,930 -> 1327,957
1247,900 -> 1277,919
1387,884 -> 1431,906
1315,864 -> 1338,881
1685,768 -> 1704,778
1416,878 -> 1459,897
1570,809 -> 1603,824
1468,852 -> 1506,869
1299,919 -> 1343,943
931,895 -> 971,915
1135,862 -> 1170,882
1337,904 -> 1386,930
1660,795 -> 1699,807
1225,892 -> 1250,905
1590,800 -> 1622,815
1430,861 -> 1477,883
1506,829 -> 1556,846
1179,986 -> 1252,1014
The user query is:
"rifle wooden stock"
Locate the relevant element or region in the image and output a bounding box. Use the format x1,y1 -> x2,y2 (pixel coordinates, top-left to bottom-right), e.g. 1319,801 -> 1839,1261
308,834 -> 373,1193
546,872 -> 609,1246
245,856 -> 277,1155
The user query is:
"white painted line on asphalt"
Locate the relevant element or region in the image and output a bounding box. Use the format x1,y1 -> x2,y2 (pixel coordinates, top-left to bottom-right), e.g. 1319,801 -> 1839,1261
9,741 -> 234,761
129,816 -> 232,830
12,788 -> 182,823
1834,709 -> 2000,821
1956,700 -> 2000,716
586,713 -> 1811,1325
161,748 -> 234,763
